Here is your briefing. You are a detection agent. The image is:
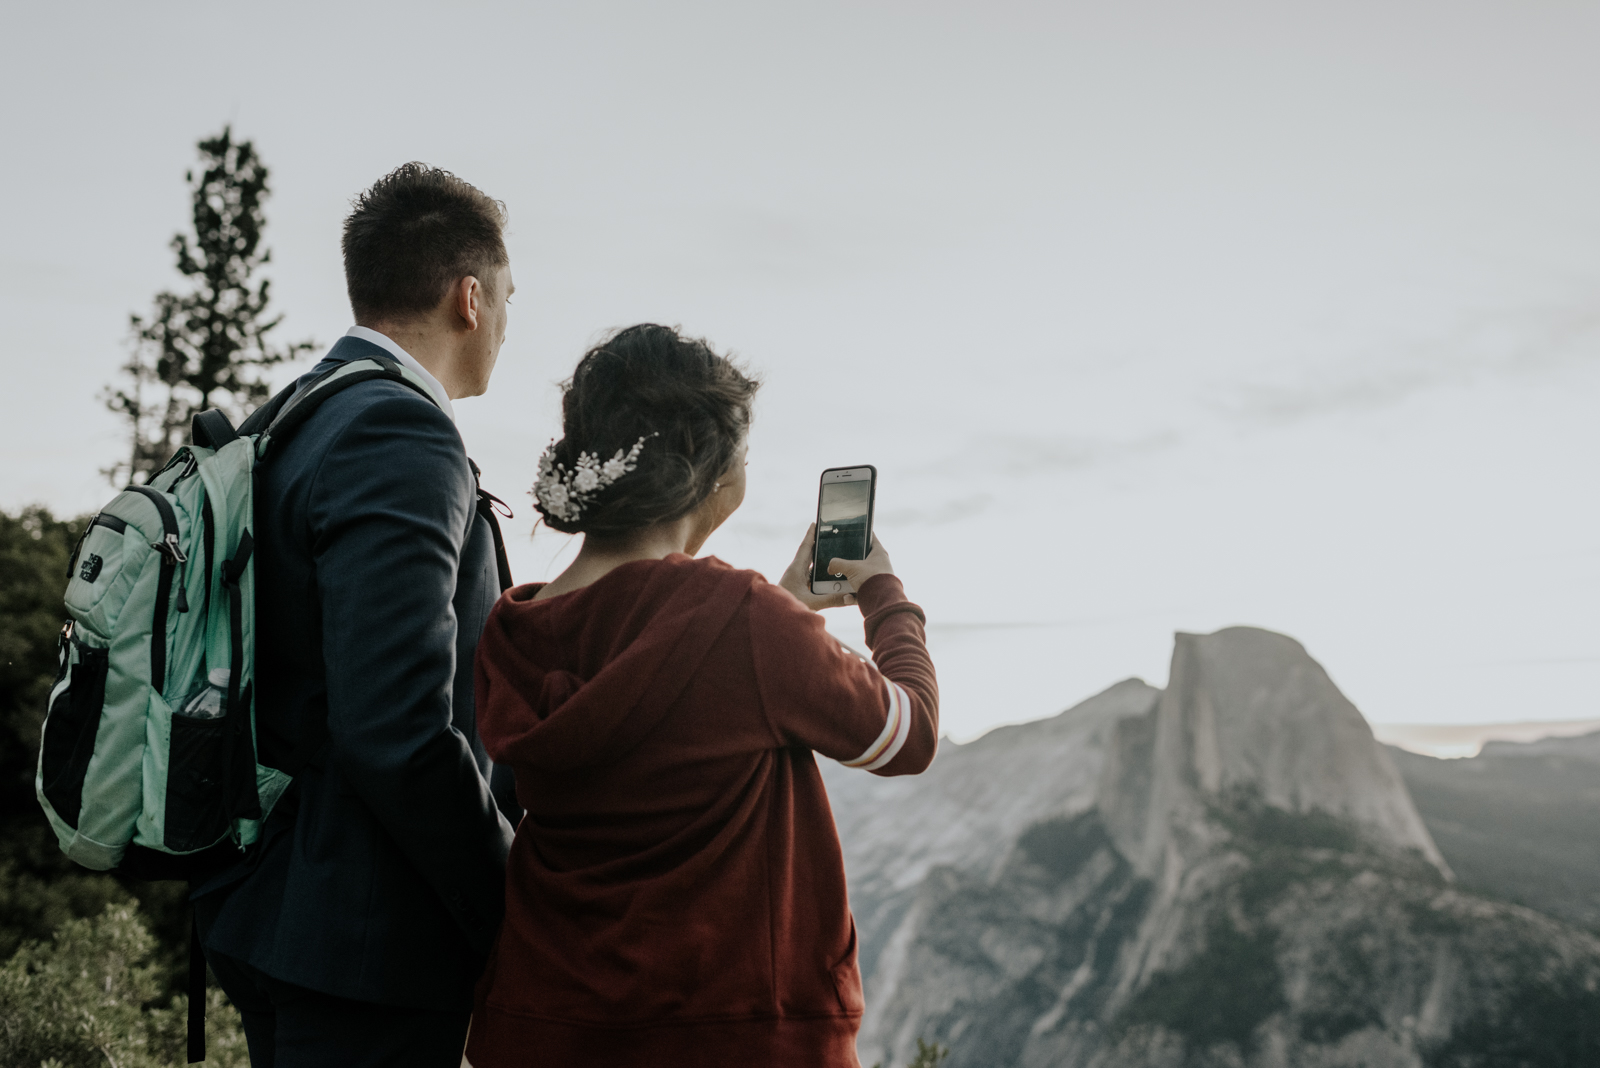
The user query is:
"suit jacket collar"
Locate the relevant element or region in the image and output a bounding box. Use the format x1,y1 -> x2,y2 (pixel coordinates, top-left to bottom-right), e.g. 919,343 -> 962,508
314,331 -> 456,422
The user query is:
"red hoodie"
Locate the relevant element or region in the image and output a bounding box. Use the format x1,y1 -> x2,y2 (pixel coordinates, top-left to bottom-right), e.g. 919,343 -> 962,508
466,554 -> 938,1067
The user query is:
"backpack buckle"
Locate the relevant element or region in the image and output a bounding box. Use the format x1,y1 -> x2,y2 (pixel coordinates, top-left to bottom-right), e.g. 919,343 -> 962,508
151,534 -> 188,565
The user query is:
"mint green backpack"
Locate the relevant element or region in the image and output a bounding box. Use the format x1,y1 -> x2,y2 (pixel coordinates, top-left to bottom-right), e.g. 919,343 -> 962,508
37,356 -> 441,879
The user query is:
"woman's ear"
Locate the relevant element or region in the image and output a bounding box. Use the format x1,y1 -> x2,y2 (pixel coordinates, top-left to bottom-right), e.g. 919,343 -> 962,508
685,455 -> 749,554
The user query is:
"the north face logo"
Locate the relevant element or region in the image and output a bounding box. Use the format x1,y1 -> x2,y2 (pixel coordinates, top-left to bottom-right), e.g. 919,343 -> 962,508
80,554 -> 103,583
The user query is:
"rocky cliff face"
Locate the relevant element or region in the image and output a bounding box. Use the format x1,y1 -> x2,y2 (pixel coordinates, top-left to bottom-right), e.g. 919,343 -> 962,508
823,626 -> 1600,1068
1110,628 -> 1447,878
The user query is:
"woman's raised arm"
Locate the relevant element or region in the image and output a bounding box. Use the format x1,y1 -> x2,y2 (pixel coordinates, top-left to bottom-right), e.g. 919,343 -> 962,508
755,532 -> 938,776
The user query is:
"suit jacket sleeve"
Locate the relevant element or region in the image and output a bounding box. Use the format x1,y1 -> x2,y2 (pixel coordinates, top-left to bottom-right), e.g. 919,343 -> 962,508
749,574 -> 939,776
307,391 -> 515,952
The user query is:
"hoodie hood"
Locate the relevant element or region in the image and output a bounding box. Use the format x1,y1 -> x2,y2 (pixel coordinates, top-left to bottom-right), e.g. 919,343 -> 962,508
475,555 -> 758,772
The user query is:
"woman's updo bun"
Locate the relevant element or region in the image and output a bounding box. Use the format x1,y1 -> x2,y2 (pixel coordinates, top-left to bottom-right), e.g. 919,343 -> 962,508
533,324 -> 760,538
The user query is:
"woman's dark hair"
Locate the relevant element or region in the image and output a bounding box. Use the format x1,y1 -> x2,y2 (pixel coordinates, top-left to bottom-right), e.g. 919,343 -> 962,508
534,324 -> 760,537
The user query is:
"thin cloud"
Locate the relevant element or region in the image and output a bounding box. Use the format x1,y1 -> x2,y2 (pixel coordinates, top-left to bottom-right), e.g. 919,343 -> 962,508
911,431 -> 1183,480
1216,298 -> 1600,424
877,494 -> 994,526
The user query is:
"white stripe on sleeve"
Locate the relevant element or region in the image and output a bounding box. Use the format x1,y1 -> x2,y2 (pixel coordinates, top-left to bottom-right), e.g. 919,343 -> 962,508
842,680 -> 914,771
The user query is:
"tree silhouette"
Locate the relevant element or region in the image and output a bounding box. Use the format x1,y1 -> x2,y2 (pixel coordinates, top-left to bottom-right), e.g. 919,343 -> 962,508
106,128 -> 313,484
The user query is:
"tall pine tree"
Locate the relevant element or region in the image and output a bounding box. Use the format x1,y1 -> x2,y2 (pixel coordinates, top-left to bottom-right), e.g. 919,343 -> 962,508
106,128 -> 313,484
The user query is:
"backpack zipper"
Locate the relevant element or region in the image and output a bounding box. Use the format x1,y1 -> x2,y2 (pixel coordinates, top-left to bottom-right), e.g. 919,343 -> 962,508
140,497 -> 190,610
126,485 -> 184,693
65,522 -> 91,581
160,458 -> 197,610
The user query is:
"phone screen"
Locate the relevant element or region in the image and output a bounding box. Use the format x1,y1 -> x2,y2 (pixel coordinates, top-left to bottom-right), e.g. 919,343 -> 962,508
814,478 -> 873,582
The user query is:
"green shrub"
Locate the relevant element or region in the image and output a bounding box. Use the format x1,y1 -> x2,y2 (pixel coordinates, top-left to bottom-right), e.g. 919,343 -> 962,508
1425,966 -> 1600,1068
869,1038 -> 951,1068
0,902 -> 248,1068
1,506 -> 193,996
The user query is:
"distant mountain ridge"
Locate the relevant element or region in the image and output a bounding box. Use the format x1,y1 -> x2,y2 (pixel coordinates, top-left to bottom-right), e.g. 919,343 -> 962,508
1388,728 -> 1600,933
823,626 -> 1600,1067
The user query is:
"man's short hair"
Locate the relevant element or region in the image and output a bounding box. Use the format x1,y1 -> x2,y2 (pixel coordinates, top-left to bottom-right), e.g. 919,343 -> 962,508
343,163 -> 508,321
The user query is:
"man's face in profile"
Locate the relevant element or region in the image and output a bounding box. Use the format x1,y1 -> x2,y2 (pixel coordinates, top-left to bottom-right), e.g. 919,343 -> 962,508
465,264 -> 514,397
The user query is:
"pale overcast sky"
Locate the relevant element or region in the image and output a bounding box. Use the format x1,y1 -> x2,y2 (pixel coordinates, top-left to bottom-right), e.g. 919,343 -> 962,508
3,1 -> 1597,740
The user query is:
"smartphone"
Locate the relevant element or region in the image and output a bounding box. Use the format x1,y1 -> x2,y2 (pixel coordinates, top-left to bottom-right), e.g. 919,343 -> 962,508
811,465 -> 877,595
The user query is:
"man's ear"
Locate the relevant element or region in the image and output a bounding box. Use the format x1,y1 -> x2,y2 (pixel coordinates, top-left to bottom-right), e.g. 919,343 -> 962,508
455,275 -> 481,331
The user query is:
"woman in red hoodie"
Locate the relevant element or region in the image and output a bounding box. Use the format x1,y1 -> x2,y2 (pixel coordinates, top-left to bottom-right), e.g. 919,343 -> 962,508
466,324 -> 938,1068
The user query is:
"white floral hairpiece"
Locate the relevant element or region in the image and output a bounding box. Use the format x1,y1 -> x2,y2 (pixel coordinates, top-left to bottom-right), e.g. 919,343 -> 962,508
533,434 -> 655,523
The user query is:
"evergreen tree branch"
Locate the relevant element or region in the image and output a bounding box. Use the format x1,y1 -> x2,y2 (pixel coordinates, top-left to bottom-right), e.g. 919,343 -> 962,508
106,126 -> 314,484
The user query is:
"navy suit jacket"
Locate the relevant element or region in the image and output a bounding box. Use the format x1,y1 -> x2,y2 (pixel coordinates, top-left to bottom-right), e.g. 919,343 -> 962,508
197,336 -> 515,1009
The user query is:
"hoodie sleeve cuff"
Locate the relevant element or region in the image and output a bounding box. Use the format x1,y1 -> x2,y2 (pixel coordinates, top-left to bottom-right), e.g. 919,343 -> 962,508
858,574 -> 926,646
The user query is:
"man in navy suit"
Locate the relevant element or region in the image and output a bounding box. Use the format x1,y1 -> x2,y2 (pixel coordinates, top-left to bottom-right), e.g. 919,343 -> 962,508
194,164 -> 518,1066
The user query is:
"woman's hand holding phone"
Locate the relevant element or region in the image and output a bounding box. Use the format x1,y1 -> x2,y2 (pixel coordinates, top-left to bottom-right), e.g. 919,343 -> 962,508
780,523 -> 896,612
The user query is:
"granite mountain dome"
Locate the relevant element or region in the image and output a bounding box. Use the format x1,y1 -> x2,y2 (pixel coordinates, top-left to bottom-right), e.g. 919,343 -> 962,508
823,626 -> 1600,1068
1104,627 -> 1448,879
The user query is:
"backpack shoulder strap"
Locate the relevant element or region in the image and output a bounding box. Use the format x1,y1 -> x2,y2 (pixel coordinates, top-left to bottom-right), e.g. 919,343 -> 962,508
250,356 -> 446,778
191,409 -> 240,449
237,379 -> 301,438
255,356 -> 440,461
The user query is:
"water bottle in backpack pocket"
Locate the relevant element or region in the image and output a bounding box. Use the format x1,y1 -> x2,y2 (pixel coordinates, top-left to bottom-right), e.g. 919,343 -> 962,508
164,668 -> 235,853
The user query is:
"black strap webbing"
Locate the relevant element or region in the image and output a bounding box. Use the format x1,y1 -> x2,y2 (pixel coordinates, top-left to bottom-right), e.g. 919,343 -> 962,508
187,907 -> 206,1062
236,380 -> 298,437
467,457 -> 515,591
469,458 -> 514,593
478,491 -> 514,593
221,533 -> 262,822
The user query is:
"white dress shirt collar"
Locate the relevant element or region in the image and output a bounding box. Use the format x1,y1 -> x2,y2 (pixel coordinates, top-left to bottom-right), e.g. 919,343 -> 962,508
344,326 -> 455,423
